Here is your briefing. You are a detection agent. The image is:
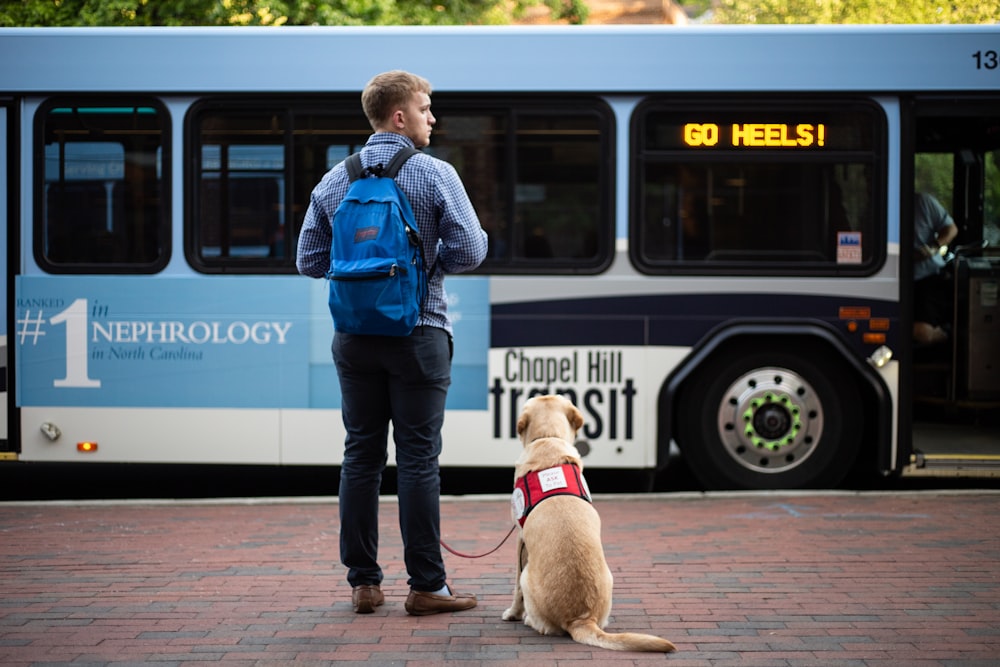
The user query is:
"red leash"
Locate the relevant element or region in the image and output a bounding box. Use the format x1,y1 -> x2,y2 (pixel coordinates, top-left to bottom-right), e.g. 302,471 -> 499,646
440,523 -> 517,559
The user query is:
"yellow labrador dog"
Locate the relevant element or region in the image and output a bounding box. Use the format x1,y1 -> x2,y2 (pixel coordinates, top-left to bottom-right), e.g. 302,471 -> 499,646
502,394 -> 676,653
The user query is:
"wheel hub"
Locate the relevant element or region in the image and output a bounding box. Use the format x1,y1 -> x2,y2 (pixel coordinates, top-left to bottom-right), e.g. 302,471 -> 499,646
717,367 -> 823,474
744,391 -> 801,450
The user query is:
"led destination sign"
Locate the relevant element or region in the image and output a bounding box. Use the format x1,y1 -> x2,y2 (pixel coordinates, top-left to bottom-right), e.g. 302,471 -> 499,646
684,123 -> 826,148
643,105 -> 877,152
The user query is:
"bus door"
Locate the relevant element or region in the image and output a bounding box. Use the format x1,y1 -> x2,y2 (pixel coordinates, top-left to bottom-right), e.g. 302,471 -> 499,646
905,96 -> 1000,477
1,100 -> 11,457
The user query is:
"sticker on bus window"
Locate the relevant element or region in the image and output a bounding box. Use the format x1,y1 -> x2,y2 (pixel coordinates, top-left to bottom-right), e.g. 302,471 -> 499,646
836,232 -> 863,264
981,281 -> 998,308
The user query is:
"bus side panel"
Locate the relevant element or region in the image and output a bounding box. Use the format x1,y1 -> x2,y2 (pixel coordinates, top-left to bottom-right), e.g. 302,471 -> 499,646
484,345 -> 684,469
15,274 -> 494,465
15,274 -> 308,463
16,275 -> 310,408
281,342 -> 676,470
21,406 -> 280,464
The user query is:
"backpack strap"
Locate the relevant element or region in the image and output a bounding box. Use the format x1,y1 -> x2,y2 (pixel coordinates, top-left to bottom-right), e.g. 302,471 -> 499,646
387,147 -> 438,283
345,147 -> 419,182
344,153 -> 364,182
382,146 -> 419,178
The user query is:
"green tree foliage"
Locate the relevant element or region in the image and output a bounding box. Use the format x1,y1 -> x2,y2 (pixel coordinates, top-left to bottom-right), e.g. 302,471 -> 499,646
714,0 -> 1000,24
915,153 -> 954,211
987,153 -> 1000,245
0,0 -> 589,27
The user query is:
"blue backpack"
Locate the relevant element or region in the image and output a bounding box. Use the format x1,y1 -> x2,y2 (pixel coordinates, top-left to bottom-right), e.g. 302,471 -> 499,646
325,147 -> 427,336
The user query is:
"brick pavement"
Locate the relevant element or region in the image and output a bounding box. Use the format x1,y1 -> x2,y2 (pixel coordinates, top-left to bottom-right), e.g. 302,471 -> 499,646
1,491 -> 999,666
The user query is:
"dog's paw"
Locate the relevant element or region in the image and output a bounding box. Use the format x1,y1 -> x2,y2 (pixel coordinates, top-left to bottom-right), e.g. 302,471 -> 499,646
502,607 -> 523,621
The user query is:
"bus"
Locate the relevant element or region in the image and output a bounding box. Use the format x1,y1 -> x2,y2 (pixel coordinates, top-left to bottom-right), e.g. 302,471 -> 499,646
2,25 -> 998,490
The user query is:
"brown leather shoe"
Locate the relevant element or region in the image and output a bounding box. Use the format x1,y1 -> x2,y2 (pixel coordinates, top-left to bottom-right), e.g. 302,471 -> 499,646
352,584 -> 384,614
404,585 -> 477,616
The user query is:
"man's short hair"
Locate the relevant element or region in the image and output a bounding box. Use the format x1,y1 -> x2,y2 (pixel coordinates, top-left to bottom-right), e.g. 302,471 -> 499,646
362,70 -> 432,129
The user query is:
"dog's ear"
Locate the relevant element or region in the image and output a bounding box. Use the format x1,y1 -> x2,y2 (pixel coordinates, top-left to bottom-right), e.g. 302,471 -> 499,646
516,410 -> 529,440
567,403 -> 584,432
561,451 -> 582,467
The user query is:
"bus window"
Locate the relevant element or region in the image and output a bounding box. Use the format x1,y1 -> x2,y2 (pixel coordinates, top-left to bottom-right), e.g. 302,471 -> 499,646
198,142 -> 284,260
189,104 -> 371,273
517,114 -> 603,263
632,98 -> 885,274
432,102 -> 612,273
433,112 -> 508,262
188,97 -> 613,274
36,101 -> 168,272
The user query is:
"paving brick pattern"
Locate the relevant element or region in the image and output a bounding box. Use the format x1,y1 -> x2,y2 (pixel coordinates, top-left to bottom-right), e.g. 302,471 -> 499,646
1,491 -> 999,666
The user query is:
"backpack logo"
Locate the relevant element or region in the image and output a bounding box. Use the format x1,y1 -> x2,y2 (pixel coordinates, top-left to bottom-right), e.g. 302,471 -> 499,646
325,148 -> 427,336
353,226 -> 380,243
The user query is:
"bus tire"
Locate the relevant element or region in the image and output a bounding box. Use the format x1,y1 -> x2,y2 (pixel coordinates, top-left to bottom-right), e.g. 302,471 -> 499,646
676,345 -> 862,490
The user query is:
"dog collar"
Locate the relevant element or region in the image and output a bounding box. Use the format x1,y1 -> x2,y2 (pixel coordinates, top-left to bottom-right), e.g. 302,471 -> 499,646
511,463 -> 592,527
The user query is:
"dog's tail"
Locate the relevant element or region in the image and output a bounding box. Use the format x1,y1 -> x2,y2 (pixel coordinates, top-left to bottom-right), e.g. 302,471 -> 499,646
567,619 -> 676,653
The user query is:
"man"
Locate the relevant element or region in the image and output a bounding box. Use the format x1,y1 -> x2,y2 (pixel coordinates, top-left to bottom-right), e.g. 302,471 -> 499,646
913,192 -> 958,345
297,70 -> 488,615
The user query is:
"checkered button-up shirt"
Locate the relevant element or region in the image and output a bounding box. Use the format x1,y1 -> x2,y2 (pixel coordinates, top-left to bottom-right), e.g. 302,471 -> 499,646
297,132 -> 488,335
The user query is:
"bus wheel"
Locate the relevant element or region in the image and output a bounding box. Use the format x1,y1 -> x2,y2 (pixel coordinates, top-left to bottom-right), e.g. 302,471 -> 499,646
677,347 -> 862,490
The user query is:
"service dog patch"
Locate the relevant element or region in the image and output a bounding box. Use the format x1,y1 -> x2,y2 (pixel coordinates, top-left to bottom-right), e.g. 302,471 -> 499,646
512,463 -> 591,526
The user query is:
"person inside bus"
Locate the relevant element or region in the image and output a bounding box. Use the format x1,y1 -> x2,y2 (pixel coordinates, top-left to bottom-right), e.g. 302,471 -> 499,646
913,191 -> 959,345
297,70 -> 488,616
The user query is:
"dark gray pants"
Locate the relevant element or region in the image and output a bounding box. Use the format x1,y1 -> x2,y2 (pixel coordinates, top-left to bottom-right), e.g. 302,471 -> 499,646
332,326 -> 452,592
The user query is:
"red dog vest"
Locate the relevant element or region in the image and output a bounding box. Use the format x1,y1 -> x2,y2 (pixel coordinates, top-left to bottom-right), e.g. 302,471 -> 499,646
512,463 -> 592,527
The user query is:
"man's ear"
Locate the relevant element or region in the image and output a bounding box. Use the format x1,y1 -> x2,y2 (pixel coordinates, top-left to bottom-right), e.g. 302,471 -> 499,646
391,109 -> 405,130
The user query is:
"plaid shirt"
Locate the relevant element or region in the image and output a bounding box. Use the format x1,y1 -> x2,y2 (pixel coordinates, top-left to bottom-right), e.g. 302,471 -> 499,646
297,132 -> 487,334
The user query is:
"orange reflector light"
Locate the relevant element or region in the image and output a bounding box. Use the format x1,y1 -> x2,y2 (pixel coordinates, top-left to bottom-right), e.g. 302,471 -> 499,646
77,442 -> 99,453
846,321 -> 858,333
869,318 -> 890,331
863,332 -> 886,344
839,306 -> 871,320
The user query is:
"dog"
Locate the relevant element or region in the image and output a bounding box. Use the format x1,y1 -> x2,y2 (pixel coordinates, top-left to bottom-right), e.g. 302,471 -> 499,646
501,394 -> 676,653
